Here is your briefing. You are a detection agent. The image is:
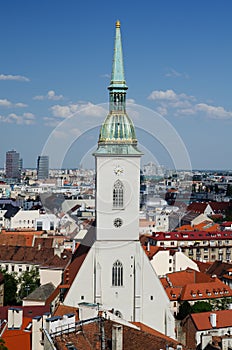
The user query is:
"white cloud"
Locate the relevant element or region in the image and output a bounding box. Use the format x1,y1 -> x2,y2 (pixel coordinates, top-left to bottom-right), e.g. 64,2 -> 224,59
148,89 -> 177,101
0,99 -> 28,108
15,102 -> 28,108
148,89 -> 194,102
127,98 -> 136,104
0,112 -> 35,125
100,73 -> 110,78
165,68 -> 189,79
156,106 -> 168,116
0,74 -> 30,82
0,99 -> 12,107
51,102 -> 106,119
34,90 -> 63,101
43,117 -> 61,127
196,103 -> 232,119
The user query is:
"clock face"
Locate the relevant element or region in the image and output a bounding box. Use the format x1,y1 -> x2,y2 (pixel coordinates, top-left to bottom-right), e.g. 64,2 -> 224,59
113,217 -> 123,228
114,166 -> 124,176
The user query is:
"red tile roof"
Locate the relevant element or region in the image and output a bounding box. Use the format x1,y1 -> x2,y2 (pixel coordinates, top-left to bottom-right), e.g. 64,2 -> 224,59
165,268 -> 213,287
54,318 -> 182,350
3,316 -> 32,350
187,202 -> 208,213
191,309 -> 232,330
151,230 -> 232,241
53,304 -> 79,321
0,246 -> 56,265
181,280 -> 232,301
62,244 -> 90,290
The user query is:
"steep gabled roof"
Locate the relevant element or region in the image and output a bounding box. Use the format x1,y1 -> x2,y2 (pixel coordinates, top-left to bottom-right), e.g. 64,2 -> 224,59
62,243 -> 90,289
206,260 -> 232,278
190,309 -> 232,331
2,316 -> 32,350
165,268 -> 213,288
187,202 -> 209,213
23,282 -> 55,302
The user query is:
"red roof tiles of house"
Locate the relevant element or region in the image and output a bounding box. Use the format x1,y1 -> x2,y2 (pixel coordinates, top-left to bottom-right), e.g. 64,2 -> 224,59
62,243 -> 90,290
0,233 -> 34,247
54,318 -> 183,350
194,260 -> 212,273
180,280 -> 232,301
53,304 -> 79,321
190,309 -> 232,331
3,316 -> 32,350
142,245 -> 160,260
151,230 -> 232,241
164,268 -> 213,288
0,246 -> 56,264
187,202 -> 209,213
206,261 -> 232,279
0,305 -> 50,321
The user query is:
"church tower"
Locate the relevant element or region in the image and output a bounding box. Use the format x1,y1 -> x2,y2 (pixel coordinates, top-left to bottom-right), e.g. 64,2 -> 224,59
64,21 -> 175,339
93,20 -> 142,241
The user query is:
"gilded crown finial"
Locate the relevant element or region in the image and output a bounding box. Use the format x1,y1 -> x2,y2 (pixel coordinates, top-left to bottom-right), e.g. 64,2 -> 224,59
116,20 -> 120,28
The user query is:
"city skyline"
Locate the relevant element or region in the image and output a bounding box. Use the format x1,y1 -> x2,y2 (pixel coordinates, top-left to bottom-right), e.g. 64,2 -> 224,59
0,1 -> 232,169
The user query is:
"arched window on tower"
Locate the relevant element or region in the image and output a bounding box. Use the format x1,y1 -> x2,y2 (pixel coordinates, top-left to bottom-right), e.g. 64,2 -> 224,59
113,180 -> 124,208
112,260 -> 123,286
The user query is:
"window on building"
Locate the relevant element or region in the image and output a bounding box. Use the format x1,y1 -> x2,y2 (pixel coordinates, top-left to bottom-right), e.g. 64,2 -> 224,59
50,222 -> 54,230
18,265 -> 22,272
11,265 -> 14,272
37,221 -> 43,231
112,260 -> 123,286
113,180 -> 124,208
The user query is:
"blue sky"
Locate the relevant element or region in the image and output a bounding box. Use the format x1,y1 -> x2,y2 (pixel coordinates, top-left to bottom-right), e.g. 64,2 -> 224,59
0,1 -> 232,170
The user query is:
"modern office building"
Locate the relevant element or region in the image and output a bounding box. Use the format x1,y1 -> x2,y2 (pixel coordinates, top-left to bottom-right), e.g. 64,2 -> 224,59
37,155 -> 49,180
5,150 -> 21,180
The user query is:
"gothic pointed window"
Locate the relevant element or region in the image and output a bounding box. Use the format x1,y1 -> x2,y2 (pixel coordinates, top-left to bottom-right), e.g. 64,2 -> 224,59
113,180 -> 124,208
112,260 -> 123,286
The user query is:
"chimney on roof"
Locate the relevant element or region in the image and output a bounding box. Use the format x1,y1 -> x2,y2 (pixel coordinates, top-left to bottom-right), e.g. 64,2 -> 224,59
8,308 -> 23,329
147,241 -> 150,252
112,324 -> 123,350
210,313 -> 217,328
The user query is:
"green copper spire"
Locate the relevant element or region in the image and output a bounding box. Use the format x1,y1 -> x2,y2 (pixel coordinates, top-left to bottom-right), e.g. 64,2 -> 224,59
108,20 -> 127,91
94,21 -> 142,156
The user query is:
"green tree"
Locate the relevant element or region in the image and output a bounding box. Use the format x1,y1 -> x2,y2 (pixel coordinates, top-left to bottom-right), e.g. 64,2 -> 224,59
176,301 -> 192,320
226,184 -> 232,197
18,267 -> 40,300
191,301 -> 212,313
0,338 -> 8,350
1,271 -> 18,306
210,297 -> 232,311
